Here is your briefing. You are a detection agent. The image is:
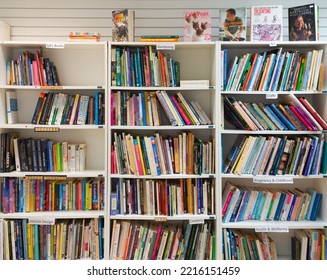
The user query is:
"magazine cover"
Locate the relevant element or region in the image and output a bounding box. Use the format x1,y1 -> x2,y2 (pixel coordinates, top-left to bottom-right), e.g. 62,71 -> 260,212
288,4 -> 319,41
112,9 -> 135,42
219,8 -> 247,41
250,5 -> 283,42
183,10 -> 212,42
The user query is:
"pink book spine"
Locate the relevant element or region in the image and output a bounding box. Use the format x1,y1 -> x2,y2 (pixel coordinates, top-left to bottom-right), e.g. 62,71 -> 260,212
32,61 -> 40,86
133,140 -> 144,175
110,91 -> 115,125
222,190 -> 234,218
170,95 -> 192,125
144,46 -> 151,86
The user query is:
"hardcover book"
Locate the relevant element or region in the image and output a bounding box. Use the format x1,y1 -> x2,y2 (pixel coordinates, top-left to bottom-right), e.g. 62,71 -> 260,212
250,5 -> 283,42
288,4 -> 319,41
112,9 -> 135,42
183,10 -> 212,42
219,8 -> 247,41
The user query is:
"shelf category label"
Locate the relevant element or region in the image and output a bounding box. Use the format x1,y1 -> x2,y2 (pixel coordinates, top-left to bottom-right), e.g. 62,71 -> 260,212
46,43 -> 65,49
266,92 -> 278,99
189,218 -> 204,225
29,217 -> 56,225
156,43 -> 175,50
255,226 -> 289,233
253,177 -> 294,184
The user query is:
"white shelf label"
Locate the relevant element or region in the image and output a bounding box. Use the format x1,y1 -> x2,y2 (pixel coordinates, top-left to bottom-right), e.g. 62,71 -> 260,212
189,218 -> 204,225
266,92 -> 278,99
255,226 -> 289,233
253,177 -> 293,184
46,43 -> 65,49
156,43 -> 175,50
29,217 -> 55,225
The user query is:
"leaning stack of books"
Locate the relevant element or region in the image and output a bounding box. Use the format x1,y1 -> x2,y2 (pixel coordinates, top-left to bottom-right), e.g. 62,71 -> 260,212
139,35 -> 180,42
68,31 -> 101,42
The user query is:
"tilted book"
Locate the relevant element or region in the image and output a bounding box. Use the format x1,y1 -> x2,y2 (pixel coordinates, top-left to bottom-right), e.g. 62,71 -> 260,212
112,9 -> 135,42
250,5 -> 283,42
219,7 -> 247,41
288,3 -> 319,41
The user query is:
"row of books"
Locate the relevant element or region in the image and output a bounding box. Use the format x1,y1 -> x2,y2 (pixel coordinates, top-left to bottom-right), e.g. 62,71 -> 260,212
222,48 -> 324,92
222,181 -> 322,223
68,31 -> 101,42
112,131 -> 215,176
110,220 -> 215,260
110,178 -> 215,216
224,134 -> 327,176
111,90 -> 212,126
0,177 -> 104,214
222,229 -> 277,260
6,48 -> 60,86
224,94 -> 327,131
31,91 -> 105,125
1,218 -> 104,260
292,229 -> 326,260
0,132 -> 87,173
112,46 -> 180,87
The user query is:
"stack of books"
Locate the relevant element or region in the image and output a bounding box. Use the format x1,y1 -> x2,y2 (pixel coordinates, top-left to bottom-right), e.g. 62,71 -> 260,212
68,31 -> 101,42
139,35 -> 180,42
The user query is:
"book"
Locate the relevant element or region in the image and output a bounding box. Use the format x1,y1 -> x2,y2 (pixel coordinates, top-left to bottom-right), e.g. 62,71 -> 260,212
6,91 -> 18,124
112,9 -> 135,42
250,5 -> 283,42
219,8 -> 247,41
183,10 -> 212,42
0,92 -> 6,124
288,4 -> 319,41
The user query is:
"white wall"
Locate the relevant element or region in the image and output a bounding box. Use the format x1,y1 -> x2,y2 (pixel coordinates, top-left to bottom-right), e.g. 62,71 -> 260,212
0,0 -> 326,41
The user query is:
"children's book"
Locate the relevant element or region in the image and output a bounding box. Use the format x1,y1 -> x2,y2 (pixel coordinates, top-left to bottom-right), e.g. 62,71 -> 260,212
250,5 -> 283,42
219,8 -> 247,41
112,9 -> 135,42
183,10 -> 212,42
288,3 -> 319,41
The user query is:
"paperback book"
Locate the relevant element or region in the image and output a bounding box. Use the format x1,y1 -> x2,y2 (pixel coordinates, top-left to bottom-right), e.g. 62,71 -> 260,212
183,10 -> 212,42
250,5 -> 283,42
288,3 -> 319,41
219,8 -> 247,41
112,9 -> 135,42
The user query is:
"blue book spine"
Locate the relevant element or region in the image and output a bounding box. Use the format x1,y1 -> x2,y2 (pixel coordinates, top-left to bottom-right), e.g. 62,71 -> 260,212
22,219 -> 28,259
301,51 -> 313,91
98,218 -> 103,259
287,192 -> 298,221
263,105 -> 287,130
116,47 -> 121,86
279,52 -> 293,91
136,47 -> 143,87
306,189 -> 317,220
223,49 -> 228,90
236,190 -> 250,221
151,136 -> 161,175
310,138 -> 321,175
133,179 -> 138,214
303,137 -> 317,176
310,193 -> 322,221
33,224 -> 40,260
270,104 -> 297,130
251,191 -> 263,220
271,53 -> 286,91
230,190 -> 244,222
94,92 -> 99,125
274,192 -> 286,221
270,138 -> 287,175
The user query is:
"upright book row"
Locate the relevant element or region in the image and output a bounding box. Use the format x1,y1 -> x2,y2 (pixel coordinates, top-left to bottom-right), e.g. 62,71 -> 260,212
6,48 -> 60,86
110,220 -> 215,260
112,131 -> 215,176
222,47 -> 324,92
31,91 -> 105,126
112,45 -> 180,87
110,178 -> 215,216
224,134 -> 327,176
0,177 -> 105,213
1,218 -> 104,260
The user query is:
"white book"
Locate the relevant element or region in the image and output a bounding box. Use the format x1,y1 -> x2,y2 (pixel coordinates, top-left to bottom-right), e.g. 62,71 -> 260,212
6,91 -> 18,124
76,95 -> 90,125
79,143 -> 86,171
13,138 -> 20,172
0,92 -> 7,124
54,93 -> 67,125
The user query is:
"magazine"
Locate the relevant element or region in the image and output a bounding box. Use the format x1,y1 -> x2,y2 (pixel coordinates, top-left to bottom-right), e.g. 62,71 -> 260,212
183,10 -> 212,42
288,3 -> 319,41
250,5 -> 283,42
219,8 -> 247,41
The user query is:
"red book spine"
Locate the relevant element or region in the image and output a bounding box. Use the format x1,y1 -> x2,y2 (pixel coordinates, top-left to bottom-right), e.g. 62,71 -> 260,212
289,105 -> 312,131
170,95 -> 192,125
150,227 -> 162,260
298,97 -> 327,130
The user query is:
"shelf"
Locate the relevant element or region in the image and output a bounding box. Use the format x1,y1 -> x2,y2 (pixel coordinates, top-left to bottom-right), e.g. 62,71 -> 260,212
111,125 -> 215,130
0,124 -> 106,130
111,174 -> 215,179
111,214 -> 216,220
0,85 -> 105,90
0,210 -> 105,219
223,219 -> 327,229
221,129 -> 323,135
111,86 -> 215,91
0,170 -> 106,178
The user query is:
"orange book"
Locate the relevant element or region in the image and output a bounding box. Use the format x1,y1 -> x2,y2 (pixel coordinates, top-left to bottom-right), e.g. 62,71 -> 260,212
242,52 -> 258,91
187,131 -> 194,174
186,178 -> 193,214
